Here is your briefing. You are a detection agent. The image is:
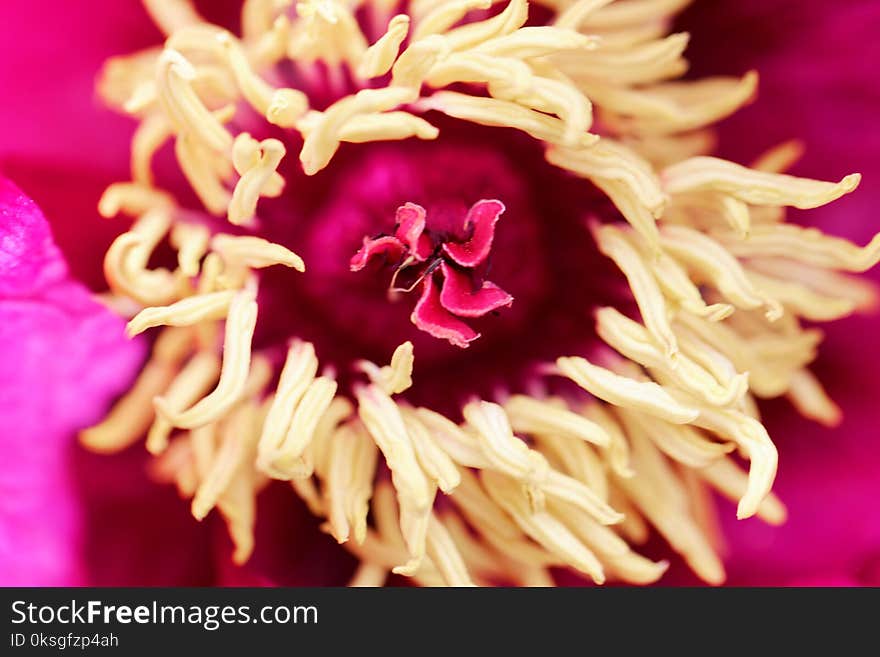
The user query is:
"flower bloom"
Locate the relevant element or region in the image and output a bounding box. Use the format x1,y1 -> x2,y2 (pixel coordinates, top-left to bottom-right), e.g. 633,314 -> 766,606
2,0 -> 880,586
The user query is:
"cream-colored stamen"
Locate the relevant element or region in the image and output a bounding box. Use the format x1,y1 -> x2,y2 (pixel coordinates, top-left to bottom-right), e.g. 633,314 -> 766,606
98,182 -> 174,219
191,402 -> 258,519
417,92 -> 598,148
267,376 -> 338,478
211,233 -> 306,272
425,514 -> 476,586
718,224 -> 880,273
663,156 -> 860,209
401,409 -> 462,494
126,290 -> 236,337
174,133 -> 232,215
556,356 -> 699,424
503,394 -> 612,447
257,340 -> 318,467
147,351 -> 221,454
155,289 -> 258,428
170,221 -> 211,277
357,385 -> 434,573
595,306 -> 747,407
158,49 -> 234,153
534,430 -> 609,501
227,135 -> 287,225
482,470 -> 606,584
591,223 -> 677,355
359,14 -> 410,78
356,341 -> 415,395
660,224 -> 783,320
463,400 -> 550,508
697,457 -> 787,526
412,0 -> 491,41
327,422 -> 379,544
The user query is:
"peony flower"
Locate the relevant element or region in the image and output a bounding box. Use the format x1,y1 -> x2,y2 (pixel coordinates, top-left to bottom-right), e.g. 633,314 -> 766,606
1,0 -> 878,586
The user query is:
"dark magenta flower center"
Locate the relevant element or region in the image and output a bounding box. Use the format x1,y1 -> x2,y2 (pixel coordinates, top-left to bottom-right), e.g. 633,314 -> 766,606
253,120 -> 628,408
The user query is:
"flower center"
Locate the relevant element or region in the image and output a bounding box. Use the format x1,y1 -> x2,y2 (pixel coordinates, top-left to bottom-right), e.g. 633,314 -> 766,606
252,124 -> 625,406
350,197 -> 514,348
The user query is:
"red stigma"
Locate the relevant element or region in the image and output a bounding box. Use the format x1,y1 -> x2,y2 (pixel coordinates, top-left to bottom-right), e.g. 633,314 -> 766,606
350,199 -> 514,348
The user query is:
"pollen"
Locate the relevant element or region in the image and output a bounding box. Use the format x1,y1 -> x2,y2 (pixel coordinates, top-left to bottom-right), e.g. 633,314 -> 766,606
82,0 -> 880,586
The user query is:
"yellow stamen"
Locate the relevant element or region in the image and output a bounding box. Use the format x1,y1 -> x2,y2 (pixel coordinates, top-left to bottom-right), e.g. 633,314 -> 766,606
257,340 -> 318,470
662,156 -> 860,209
482,470 -> 606,584
126,290 -> 236,337
401,409 -> 462,494
155,289 -> 258,429
147,351 -> 221,454
228,136 -> 287,225
158,49 -> 234,153
359,14 -> 411,78
327,422 -> 379,544
556,356 -> 699,424
211,233 -> 305,272
503,394 -> 612,447
591,223 -> 677,355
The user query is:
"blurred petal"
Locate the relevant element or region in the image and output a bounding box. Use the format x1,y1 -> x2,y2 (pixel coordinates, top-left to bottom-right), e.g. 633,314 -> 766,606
0,176 -> 145,584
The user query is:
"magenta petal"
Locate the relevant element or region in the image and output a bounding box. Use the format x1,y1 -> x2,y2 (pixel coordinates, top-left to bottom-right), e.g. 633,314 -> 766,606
442,199 -> 505,268
349,235 -> 406,271
0,177 -> 145,585
393,202 -> 432,261
410,276 -> 479,348
439,262 -> 513,318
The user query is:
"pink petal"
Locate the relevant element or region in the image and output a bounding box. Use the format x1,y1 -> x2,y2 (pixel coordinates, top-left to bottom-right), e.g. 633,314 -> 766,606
1,161 -> 123,291
349,235 -> 406,271
394,202 -> 433,261
439,262 -> 513,317
442,199 -> 505,268
411,275 -> 479,348
0,176 -> 145,585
